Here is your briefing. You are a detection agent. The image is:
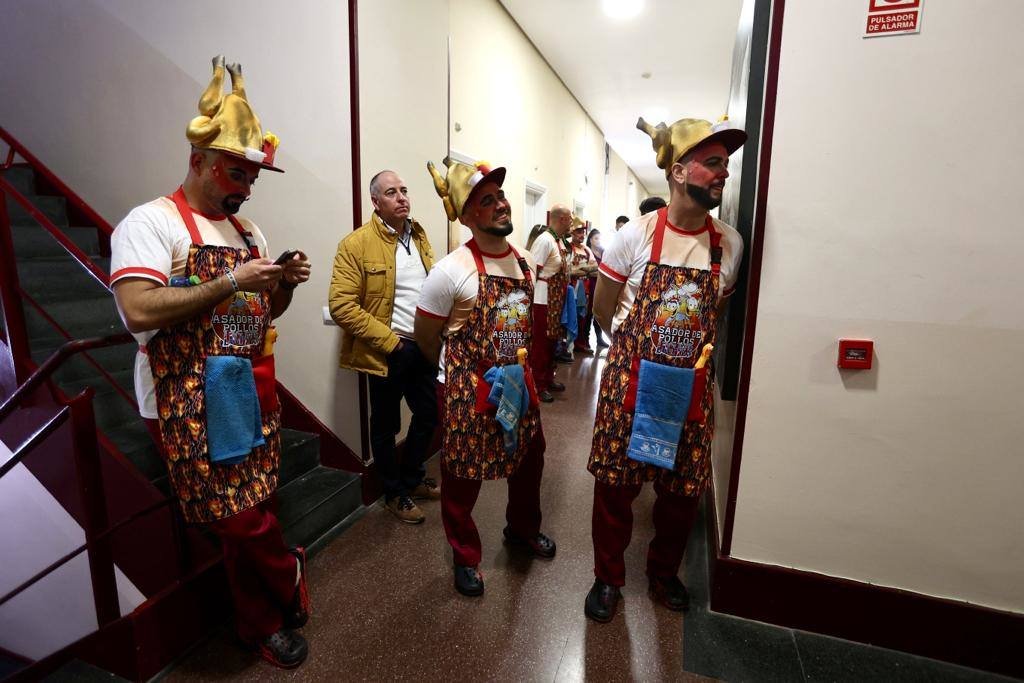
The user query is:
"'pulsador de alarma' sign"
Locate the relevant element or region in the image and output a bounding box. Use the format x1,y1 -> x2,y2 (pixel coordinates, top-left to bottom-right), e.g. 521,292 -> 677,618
864,0 -> 923,38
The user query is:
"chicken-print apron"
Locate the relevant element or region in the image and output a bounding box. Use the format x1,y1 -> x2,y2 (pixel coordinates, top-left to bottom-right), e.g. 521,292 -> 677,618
147,187 -> 280,524
443,240 -> 540,480
544,229 -> 570,340
588,207 -> 721,496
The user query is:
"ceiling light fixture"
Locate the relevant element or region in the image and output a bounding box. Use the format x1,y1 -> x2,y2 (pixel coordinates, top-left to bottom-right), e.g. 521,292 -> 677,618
602,0 -> 644,21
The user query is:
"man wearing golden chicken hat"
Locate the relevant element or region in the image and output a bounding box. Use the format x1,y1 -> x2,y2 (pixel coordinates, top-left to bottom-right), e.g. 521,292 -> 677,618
111,56 -> 312,668
415,159 -> 556,597
583,116 -> 746,623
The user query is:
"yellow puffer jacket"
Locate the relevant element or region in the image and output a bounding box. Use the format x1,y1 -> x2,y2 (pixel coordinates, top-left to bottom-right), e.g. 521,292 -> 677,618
328,212 -> 435,376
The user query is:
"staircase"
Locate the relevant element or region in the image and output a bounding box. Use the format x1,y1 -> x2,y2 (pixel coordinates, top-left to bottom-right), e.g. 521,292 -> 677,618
0,161 -> 363,679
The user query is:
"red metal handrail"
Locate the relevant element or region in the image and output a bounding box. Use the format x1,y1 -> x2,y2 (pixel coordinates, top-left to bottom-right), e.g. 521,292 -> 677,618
18,288 -> 138,410
0,334 -> 133,424
0,334 -> 162,638
0,127 -> 114,236
0,176 -> 110,290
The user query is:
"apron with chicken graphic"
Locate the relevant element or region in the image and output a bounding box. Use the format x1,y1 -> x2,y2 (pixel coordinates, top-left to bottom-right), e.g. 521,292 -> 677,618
443,240 -> 540,480
146,187 -> 280,524
588,207 -> 721,496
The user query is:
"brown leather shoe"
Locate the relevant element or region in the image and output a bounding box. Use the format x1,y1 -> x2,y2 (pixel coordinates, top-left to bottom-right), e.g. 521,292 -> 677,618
411,477 -> 441,501
386,496 -> 425,524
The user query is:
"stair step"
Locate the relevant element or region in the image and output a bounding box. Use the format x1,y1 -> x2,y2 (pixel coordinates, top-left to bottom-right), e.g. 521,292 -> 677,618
278,466 -> 362,549
107,418 -> 166,483
279,428 -> 322,487
24,295 -> 126,341
42,658 -> 129,681
0,165 -> 36,195
17,257 -> 111,303
5,193 -> 68,227
30,335 -> 136,385
10,224 -> 102,259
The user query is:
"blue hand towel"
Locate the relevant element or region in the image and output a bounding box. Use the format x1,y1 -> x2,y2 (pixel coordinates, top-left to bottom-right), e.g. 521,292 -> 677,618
204,355 -> 265,465
627,359 -> 695,470
575,279 -> 588,317
561,283 -> 579,342
485,364 -> 529,455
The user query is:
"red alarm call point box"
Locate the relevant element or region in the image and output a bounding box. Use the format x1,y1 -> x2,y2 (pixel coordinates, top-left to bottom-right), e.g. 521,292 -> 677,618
838,339 -> 873,369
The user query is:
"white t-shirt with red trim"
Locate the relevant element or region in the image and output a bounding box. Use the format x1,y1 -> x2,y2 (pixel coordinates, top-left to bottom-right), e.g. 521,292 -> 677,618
528,230 -> 567,306
599,210 -> 743,334
110,196 -> 269,418
416,241 -> 536,382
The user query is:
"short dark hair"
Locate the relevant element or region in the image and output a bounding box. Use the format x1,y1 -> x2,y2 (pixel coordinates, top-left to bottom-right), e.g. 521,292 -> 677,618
615,215 -> 629,225
639,197 -> 667,215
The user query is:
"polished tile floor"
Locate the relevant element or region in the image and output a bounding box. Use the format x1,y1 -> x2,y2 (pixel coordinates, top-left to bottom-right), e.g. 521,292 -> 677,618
162,346 -> 1015,682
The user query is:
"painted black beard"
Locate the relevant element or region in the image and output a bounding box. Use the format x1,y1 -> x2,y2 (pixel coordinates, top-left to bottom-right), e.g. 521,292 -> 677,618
686,184 -> 721,210
481,223 -> 514,237
222,194 -> 246,215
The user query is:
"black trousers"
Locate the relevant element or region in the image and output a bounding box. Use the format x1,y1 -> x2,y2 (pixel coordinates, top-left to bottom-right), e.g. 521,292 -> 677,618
367,339 -> 439,500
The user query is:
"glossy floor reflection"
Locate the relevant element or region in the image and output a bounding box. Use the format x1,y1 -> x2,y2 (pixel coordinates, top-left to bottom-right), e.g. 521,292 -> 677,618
163,347 -> 710,681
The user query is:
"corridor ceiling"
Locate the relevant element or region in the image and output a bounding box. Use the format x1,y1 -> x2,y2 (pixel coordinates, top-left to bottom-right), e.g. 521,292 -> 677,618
499,0 -> 744,194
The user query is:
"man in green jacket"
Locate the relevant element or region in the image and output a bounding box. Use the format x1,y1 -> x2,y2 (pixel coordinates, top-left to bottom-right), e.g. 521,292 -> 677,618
329,170 -> 439,523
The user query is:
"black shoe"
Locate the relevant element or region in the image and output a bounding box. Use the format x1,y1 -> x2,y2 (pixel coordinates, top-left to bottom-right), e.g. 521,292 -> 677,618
503,528 -> 556,559
596,338 -> 610,349
282,547 -> 309,629
648,574 -> 690,612
584,579 -> 621,623
549,381 -> 566,392
250,628 -> 308,669
539,390 -> 554,403
454,564 -> 484,596
555,352 -> 574,364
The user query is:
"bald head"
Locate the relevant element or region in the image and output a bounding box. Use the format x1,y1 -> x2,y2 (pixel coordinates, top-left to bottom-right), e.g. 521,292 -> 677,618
550,203 -> 572,236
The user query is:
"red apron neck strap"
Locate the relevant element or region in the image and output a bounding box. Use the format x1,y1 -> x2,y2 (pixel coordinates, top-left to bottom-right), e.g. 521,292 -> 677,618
168,187 -> 260,257
169,187 -> 204,245
651,206 -> 669,263
467,239 -> 488,275
707,215 -> 723,274
509,244 -> 533,284
227,214 -> 260,258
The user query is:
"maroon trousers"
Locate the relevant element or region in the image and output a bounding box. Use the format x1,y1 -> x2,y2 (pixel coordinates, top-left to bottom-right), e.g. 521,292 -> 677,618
591,478 -> 700,587
530,303 -> 556,391
440,422 -> 546,568
145,419 -> 297,642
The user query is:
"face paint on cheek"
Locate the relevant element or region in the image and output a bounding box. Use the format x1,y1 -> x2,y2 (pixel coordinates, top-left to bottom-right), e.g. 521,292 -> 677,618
211,159 -> 249,196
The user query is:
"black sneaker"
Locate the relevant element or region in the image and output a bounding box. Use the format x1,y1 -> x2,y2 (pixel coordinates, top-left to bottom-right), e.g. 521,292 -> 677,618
648,574 -> 690,612
584,578 -> 621,623
454,564 -> 484,597
251,628 -> 308,669
538,390 -> 555,403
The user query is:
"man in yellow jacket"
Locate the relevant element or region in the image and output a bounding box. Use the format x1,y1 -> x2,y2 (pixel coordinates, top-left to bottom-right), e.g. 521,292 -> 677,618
329,170 -> 440,523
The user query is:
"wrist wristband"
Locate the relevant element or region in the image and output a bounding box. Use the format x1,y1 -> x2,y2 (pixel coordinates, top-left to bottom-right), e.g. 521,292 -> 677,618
225,270 -> 239,292
279,278 -> 298,291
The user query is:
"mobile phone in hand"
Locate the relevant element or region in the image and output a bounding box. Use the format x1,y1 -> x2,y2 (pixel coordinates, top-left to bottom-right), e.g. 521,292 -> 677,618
274,249 -> 299,266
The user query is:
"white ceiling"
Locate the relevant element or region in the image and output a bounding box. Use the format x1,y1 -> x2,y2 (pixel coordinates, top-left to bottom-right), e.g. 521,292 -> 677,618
499,0 -> 744,194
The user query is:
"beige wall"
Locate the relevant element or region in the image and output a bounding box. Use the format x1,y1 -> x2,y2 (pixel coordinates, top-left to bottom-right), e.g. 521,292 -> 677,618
448,0 -> 631,245
729,0 -> 1024,613
0,0 -> 362,450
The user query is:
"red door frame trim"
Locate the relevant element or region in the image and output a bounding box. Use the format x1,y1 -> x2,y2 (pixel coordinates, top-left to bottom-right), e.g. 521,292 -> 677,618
720,0 -> 786,556
348,0 -> 371,464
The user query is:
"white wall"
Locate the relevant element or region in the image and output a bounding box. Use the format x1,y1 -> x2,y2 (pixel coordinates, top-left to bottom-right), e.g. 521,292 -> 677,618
0,0 -> 362,451
449,0 -> 626,246
729,0 -> 1024,613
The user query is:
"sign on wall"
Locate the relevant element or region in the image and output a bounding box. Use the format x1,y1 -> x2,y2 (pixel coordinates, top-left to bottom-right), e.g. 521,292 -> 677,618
864,0 -> 923,38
